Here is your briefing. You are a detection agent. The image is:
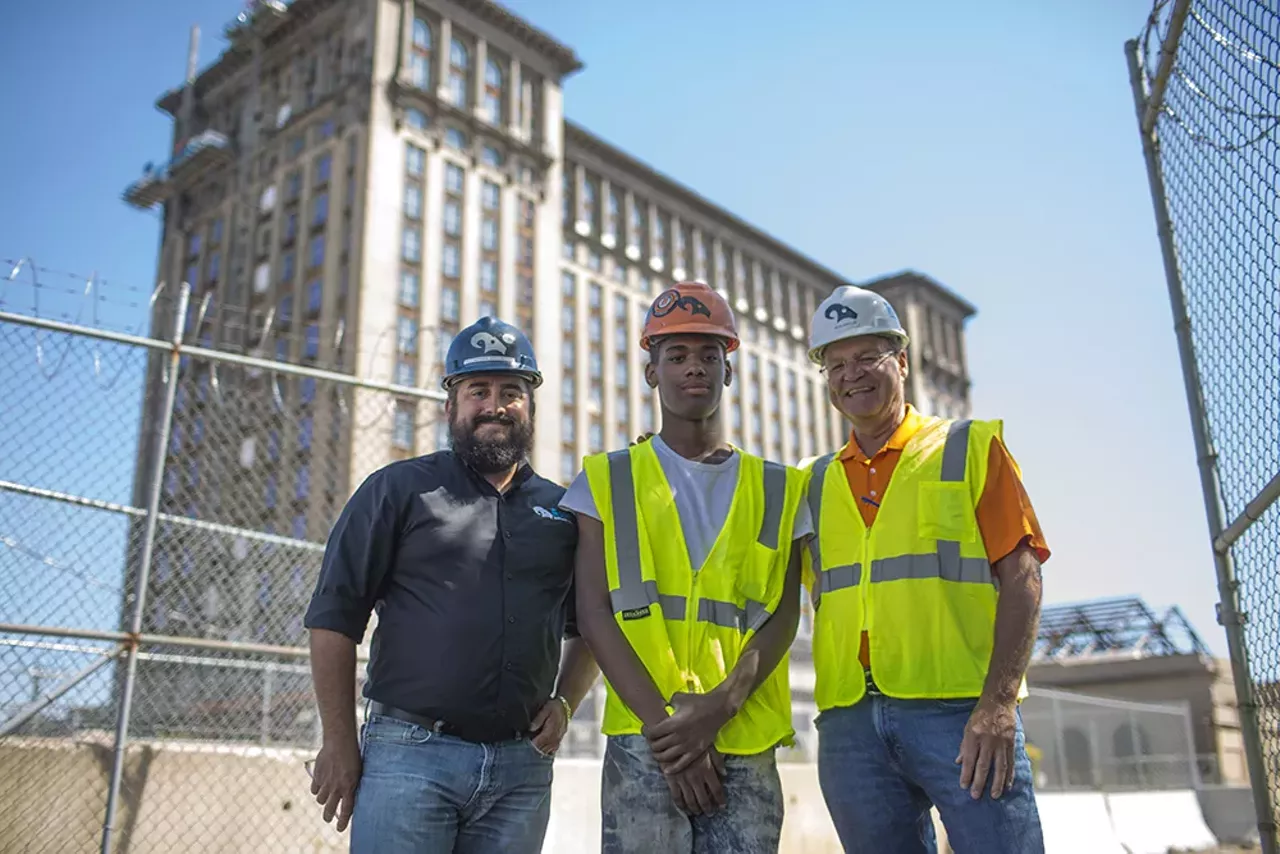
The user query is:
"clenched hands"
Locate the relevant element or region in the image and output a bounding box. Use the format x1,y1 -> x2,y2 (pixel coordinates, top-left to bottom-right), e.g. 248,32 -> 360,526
310,736 -> 362,832
644,690 -> 735,815
645,690 -> 732,774
955,697 -> 1018,799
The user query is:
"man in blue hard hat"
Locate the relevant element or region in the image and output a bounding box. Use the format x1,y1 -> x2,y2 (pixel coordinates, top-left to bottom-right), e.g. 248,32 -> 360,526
303,316 -> 600,853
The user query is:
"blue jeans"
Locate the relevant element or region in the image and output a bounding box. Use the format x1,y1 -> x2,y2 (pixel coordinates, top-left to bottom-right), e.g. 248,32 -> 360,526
349,712 -> 554,853
600,735 -> 784,854
816,697 -> 1044,854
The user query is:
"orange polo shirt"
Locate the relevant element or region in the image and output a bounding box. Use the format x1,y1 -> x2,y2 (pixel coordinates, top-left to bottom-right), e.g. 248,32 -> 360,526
840,405 -> 1050,669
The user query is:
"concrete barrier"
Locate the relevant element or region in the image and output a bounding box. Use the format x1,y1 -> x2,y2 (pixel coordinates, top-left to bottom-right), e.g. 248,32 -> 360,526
1104,790 -> 1217,854
1035,792 -> 1126,854
0,737 -> 1238,853
1197,785 -> 1260,847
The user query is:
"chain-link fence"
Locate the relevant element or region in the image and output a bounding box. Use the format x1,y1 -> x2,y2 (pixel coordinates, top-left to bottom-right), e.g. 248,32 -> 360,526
1021,688 -> 1205,792
1127,1 -> 1280,849
0,265 -> 616,852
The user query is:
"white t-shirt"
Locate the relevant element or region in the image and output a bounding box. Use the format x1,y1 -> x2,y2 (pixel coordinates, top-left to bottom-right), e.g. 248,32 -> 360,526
558,435 -> 812,572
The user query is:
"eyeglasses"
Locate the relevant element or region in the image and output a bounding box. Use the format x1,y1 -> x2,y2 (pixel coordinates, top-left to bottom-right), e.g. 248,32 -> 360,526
820,350 -> 897,378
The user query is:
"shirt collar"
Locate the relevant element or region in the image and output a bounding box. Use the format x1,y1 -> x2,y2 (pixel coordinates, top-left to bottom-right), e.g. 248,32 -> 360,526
838,404 -> 926,463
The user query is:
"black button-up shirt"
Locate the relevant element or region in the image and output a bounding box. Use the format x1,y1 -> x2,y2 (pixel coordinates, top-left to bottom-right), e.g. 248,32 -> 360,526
303,451 -> 579,741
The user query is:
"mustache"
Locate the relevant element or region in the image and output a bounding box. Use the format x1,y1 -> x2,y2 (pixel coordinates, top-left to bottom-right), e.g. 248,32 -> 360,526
472,414 -> 515,427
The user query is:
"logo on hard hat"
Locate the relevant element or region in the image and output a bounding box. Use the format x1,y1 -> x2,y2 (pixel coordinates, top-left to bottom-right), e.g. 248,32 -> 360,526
825,303 -> 859,323
651,288 -> 712,319
471,332 -> 507,354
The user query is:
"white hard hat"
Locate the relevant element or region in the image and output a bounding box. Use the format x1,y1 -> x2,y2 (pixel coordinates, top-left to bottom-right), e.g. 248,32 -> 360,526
808,285 -> 910,365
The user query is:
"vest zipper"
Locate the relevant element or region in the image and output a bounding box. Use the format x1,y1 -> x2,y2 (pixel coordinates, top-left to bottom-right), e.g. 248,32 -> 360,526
861,524 -> 872,679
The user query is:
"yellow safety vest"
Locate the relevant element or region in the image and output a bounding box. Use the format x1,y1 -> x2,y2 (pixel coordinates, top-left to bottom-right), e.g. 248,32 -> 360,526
802,416 -> 1026,711
583,441 -> 808,755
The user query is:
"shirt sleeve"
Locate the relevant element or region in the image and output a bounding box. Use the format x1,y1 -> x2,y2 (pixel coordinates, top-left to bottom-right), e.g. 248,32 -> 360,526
303,467 -> 403,642
791,492 -> 814,542
976,436 -> 1051,569
557,470 -> 600,521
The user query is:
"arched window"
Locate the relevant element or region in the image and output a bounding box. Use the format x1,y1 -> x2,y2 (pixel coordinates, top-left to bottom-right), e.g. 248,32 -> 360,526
484,58 -> 504,125
1063,727 -> 1094,787
448,39 -> 470,106
410,18 -> 431,89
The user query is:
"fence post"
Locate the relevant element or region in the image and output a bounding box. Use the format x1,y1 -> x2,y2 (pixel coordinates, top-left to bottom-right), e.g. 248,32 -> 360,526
1125,38 -> 1278,853
99,282 -> 191,854
1051,695 -> 1069,789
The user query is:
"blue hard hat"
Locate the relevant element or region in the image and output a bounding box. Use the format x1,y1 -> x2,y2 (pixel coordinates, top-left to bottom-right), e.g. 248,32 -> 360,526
441,316 -> 543,389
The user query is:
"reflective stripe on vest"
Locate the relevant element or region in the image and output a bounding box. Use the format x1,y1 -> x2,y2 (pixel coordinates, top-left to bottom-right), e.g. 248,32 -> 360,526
810,419 -> 992,598
606,449 -> 786,634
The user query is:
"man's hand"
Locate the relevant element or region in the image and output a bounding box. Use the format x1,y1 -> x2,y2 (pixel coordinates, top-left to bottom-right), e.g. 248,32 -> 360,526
310,736 -> 362,832
530,696 -> 570,756
644,690 -> 733,775
663,748 -> 727,815
955,697 -> 1018,799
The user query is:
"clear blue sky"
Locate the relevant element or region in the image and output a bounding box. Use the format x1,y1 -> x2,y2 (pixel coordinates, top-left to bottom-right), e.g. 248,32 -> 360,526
0,1 -> 1229,657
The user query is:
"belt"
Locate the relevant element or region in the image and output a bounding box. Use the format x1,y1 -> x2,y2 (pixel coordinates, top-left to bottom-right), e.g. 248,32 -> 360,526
864,669 -> 883,696
366,700 -> 523,745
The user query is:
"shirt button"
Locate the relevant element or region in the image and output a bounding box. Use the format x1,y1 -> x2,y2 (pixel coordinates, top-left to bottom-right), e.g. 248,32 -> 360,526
870,467 -> 876,474
506,572 -> 513,580
503,530 -> 512,539
508,615 -> 516,624
870,490 -> 877,496
504,663 -> 512,671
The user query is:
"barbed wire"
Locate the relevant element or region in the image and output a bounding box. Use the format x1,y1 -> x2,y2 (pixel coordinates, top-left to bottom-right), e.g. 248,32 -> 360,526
3,258 -> 459,395
0,532 -> 122,594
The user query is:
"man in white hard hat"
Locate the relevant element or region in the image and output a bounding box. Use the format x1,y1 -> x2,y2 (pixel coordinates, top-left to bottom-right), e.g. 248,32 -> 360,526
801,285 -> 1049,854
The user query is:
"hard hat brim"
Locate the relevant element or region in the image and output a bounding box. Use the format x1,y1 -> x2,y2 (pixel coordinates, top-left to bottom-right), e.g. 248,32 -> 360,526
807,330 -> 910,365
641,325 -> 740,353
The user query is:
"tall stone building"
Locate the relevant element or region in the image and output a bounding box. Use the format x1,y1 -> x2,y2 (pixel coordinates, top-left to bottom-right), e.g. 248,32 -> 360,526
122,0 -> 975,744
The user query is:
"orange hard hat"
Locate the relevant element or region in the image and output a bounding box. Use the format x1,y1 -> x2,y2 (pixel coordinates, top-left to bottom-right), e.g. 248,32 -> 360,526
640,281 -> 739,353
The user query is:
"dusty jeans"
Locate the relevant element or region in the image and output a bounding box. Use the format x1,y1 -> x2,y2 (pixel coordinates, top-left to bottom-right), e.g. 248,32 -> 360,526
600,735 -> 784,854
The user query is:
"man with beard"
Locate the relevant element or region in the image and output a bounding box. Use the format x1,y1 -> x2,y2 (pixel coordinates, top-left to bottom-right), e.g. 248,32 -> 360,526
559,282 -> 811,854
303,316 -> 599,853
802,285 -> 1048,853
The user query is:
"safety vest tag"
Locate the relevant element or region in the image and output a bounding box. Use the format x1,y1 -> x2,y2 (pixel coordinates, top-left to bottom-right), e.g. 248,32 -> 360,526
620,605 -> 651,621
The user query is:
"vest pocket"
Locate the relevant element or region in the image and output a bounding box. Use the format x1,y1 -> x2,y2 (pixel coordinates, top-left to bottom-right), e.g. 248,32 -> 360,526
917,481 -> 978,543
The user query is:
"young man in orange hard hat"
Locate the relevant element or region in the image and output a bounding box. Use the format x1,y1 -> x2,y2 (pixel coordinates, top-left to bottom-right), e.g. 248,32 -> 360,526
558,281 -> 812,853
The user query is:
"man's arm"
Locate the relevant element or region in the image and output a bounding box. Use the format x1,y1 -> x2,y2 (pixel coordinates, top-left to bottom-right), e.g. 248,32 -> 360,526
303,470 -> 400,831
573,514 -> 669,728
956,542 -> 1042,801
646,540 -> 803,773
530,636 -> 600,754
574,512 -> 726,815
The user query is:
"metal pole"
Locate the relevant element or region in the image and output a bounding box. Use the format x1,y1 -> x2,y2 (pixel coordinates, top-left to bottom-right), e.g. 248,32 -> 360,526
1215,469 -> 1280,554
100,282 -> 190,854
1125,38 -> 1278,853
1051,695 -> 1070,789
0,647 -> 124,737
1143,0 -> 1192,136
1179,700 -> 1203,789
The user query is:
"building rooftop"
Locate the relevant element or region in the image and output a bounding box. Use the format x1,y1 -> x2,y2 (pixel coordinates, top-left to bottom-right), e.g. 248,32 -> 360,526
564,120 -> 854,293
156,0 -> 584,116
1033,595 -> 1210,662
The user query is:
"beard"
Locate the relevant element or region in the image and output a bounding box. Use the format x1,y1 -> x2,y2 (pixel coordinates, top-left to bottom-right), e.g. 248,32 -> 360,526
450,411 -> 535,474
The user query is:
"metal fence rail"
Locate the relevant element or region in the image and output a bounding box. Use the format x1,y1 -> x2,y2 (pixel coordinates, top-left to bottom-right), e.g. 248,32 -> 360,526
1126,1 -> 1280,850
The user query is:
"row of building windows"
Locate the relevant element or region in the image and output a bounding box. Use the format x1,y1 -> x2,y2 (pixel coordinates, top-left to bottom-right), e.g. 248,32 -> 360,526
409,15 -> 541,140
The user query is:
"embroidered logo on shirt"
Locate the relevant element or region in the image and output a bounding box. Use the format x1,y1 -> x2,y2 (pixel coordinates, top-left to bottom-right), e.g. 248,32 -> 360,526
620,606 -> 652,621
533,505 -> 573,524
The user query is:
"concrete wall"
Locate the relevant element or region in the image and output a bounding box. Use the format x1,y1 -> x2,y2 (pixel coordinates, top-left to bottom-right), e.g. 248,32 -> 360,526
4,736 -> 1250,853
0,737 -> 853,853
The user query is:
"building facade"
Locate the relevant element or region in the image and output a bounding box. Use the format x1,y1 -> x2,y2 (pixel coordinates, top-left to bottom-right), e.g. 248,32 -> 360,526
122,0 -> 976,743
